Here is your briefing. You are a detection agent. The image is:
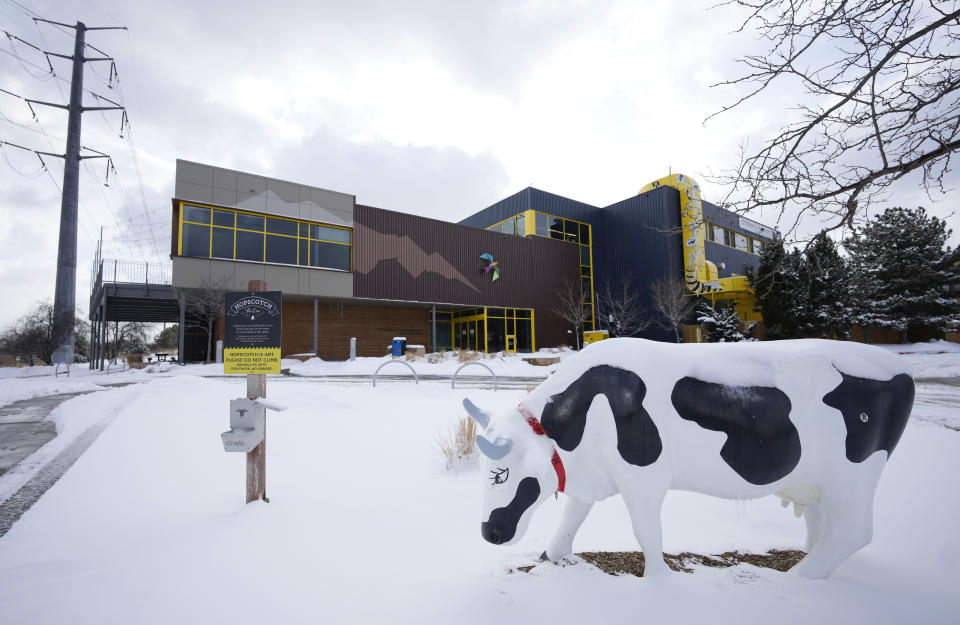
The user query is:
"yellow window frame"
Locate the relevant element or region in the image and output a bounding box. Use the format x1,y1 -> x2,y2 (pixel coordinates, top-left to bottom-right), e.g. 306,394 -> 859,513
177,200 -> 353,270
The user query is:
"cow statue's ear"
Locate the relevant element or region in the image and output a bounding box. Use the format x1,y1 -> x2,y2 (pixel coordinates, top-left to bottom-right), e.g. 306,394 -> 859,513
477,435 -> 513,460
463,398 -> 490,429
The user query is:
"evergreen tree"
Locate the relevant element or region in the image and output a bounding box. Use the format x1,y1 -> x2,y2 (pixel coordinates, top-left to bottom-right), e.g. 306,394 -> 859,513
697,302 -> 750,342
747,238 -> 806,340
799,232 -> 853,339
845,207 -> 960,342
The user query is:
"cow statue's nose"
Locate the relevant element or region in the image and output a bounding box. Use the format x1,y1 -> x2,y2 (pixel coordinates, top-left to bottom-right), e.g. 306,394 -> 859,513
481,522 -> 504,545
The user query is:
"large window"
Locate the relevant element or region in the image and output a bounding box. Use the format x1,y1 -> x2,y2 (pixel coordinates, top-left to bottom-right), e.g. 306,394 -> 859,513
443,307 -> 535,353
178,202 -> 352,271
706,222 -> 761,256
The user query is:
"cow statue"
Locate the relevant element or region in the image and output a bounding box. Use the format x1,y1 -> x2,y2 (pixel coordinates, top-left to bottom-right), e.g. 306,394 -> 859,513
464,338 -> 914,579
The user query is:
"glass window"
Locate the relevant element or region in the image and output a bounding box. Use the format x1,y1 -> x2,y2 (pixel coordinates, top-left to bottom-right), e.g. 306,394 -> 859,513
435,323 -> 452,350
266,217 -> 298,236
311,224 -> 351,244
564,220 -> 579,244
535,212 -> 549,237
181,223 -> 209,256
236,230 -> 264,261
310,240 -> 350,270
212,209 -> 234,227
182,204 -> 210,224
487,308 -> 506,318
265,234 -> 297,264
516,319 -> 532,353
712,225 -> 727,245
299,223 -> 309,237
549,216 -> 564,239
299,239 -> 308,265
211,227 -> 233,259
515,309 -> 531,319
237,213 -> 264,232
580,246 -> 591,265
516,213 -> 525,236
486,318 -> 505,353
580,265 -> 591,277
734,233 -> 749,251
579,223 -> 590,245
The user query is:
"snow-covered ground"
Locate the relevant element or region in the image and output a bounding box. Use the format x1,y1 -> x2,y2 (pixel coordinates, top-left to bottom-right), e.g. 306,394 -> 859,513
0,344 -> 957,624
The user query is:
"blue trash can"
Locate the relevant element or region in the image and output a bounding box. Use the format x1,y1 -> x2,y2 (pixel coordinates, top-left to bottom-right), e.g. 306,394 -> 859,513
392,337 -> 407,357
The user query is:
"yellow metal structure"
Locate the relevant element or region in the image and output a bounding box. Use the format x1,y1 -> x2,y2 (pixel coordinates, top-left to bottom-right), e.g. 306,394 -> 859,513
639,174 -> 761,324
583,330 -> 609,345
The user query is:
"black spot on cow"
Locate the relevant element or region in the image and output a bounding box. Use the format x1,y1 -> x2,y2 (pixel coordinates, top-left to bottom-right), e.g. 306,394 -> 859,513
822,372 -> 914,463
671,377 -> 799,485
481,477 -> 541,544
539,365 -> 661,467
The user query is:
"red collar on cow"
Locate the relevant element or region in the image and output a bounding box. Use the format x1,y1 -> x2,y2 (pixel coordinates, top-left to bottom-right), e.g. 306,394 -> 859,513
517,403 -> 566,493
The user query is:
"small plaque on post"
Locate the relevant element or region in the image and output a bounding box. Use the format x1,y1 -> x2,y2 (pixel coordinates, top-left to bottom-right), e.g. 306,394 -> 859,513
223,291 -> 282,374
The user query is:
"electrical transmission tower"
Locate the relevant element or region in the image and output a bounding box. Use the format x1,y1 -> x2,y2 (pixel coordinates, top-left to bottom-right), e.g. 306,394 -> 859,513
21,19 -> 127,365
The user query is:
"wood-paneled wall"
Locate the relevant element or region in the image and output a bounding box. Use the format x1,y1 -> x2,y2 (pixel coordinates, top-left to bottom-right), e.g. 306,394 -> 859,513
215,302 -> 429,360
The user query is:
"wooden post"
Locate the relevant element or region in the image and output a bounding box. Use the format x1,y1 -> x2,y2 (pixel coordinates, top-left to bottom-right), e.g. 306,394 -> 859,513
246,279 -> 268,503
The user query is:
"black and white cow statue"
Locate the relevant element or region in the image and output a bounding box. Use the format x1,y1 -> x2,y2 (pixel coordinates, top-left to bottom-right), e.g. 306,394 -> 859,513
464,338 -> 914,579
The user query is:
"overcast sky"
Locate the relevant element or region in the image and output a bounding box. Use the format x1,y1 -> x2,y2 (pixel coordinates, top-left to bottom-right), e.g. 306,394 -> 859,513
1,0 -> 957,330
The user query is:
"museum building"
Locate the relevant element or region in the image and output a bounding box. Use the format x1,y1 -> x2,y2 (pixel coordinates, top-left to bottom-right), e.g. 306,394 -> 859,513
169,160 -> 775,360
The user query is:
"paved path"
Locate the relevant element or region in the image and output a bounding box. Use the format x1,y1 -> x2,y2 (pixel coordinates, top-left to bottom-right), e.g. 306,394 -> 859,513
0,382 -> 140,538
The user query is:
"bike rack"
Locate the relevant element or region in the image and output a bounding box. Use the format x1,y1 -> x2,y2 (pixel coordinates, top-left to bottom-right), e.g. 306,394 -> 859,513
372,360 -> 419,387
452,362 -> 498,390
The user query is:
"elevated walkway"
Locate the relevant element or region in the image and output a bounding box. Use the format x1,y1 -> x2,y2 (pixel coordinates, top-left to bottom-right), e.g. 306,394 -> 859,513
88,259 -> 181,370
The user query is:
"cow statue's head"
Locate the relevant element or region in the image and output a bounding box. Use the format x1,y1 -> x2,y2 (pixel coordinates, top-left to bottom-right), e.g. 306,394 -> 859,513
463,398 -> 560,546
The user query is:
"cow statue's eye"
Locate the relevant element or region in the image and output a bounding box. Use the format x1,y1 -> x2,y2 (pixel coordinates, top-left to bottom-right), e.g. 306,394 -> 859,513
489,467 -> 509,485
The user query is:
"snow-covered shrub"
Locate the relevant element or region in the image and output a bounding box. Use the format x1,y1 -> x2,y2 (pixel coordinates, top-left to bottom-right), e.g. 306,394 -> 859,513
698,302 -> 753,342
437,415 -> 478,470
456,350 -> 481,363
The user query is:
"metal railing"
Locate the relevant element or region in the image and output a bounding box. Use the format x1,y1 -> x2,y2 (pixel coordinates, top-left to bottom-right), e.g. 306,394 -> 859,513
95,259 -> 172,285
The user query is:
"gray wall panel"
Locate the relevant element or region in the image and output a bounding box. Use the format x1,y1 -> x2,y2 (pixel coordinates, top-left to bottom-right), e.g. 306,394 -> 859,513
175,159 -> 355,226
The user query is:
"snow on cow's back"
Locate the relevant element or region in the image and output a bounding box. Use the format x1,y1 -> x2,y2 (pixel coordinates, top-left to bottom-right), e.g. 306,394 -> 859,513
560,338 -> 912,386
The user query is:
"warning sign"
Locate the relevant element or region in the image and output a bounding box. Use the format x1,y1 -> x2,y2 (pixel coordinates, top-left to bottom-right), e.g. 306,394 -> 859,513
223,291 -> 282,374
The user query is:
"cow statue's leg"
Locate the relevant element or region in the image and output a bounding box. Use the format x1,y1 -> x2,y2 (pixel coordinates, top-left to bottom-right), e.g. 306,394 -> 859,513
802,503 -> 824,553
541,497 -> 594,562
791,456 -> 885,578
617,476 -> 670,576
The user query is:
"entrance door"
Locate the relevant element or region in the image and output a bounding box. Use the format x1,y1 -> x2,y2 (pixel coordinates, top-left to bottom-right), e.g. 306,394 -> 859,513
505,335 -> 516,353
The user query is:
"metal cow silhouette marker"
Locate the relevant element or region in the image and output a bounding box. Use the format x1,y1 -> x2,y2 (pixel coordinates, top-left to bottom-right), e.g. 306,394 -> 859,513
465,338 -> 914,578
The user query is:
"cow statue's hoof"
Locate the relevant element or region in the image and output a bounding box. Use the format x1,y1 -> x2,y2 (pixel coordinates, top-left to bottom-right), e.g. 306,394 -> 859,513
538,551 -> 549,562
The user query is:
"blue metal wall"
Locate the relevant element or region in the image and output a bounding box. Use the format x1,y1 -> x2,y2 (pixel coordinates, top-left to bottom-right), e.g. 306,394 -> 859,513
702,200 -> 770,279
458,187 -> 601,229
596,186 -> 682,342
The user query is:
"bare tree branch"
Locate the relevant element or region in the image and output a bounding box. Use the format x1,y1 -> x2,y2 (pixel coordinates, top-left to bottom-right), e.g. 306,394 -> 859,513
649,277 -> 700,342
708,0 -> 960,237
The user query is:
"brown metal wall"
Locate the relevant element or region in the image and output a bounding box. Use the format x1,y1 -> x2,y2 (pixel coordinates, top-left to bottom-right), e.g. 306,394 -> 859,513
354,204 -> 581,348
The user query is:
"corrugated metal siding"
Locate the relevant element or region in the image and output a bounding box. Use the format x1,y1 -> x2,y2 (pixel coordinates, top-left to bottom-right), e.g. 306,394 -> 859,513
458,188 -> 531,228
354,204 -> 581,348
458,187 -> 603,229
597,186 -> 683,342
705,241 -> 761,279
702,200 -> 769,278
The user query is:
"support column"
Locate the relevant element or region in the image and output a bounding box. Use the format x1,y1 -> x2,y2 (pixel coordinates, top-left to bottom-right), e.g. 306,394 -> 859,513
313,298 -> 318,356
88,312 -> 95,370
178,291 -> 186,365
98,293 -> 107,371
431,305 -> 437,353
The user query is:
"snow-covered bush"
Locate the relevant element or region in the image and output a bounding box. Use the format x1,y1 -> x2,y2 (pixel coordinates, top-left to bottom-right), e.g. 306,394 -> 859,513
697,302 -> 753,342
437,415 -> 478,470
